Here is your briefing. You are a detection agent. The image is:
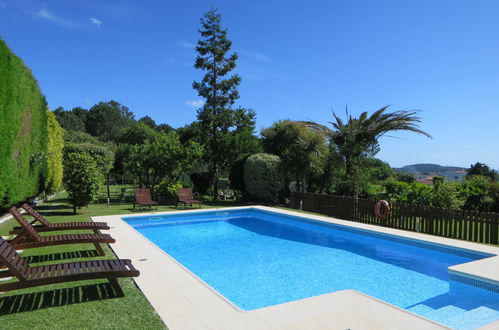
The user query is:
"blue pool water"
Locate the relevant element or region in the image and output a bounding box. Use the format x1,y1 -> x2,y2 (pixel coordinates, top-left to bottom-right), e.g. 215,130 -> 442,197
123,209 -> 499,329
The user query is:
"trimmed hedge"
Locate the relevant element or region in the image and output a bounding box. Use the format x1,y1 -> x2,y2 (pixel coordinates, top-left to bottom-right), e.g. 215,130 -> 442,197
244,153 -> 282,204
46,110 -> 64,192
0,39 -> 48,207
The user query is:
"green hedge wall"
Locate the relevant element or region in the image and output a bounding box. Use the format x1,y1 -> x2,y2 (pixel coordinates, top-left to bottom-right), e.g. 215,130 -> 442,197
0,39 -> 48,208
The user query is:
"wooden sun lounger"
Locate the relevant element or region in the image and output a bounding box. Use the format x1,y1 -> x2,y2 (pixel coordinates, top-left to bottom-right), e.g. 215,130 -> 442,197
133,188 -> 158,210
8,203 -> 109,235
0,236 -> 139,292
176,188 -> 202,209
8,207 -> 115,256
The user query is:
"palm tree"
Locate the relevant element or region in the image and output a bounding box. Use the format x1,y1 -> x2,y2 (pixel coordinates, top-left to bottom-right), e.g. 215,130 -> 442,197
303,106 -> 432,196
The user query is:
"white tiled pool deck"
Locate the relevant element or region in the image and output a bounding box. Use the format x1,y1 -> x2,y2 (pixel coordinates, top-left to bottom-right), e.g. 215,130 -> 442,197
93,206 -> 499,330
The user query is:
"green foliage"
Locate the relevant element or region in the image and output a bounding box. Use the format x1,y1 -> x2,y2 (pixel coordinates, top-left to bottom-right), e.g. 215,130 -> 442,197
117,122 -> 158,145
85,100 -> 135,141
46,110 -> 64,192
384,179 -> 433,205
466,162 -> 497,182
53,107 -> 86,131
63,130 -> 102,145
62,129 -> 114,176
138,116 -> 157,129
123,131 -> 203,194
262,120 -> 327,193
431,181 -> 463,209
394,172 -> 415,183
156,180 -> 183,198
63,153 -> 102,213
355,158 -> 393,197
304,106 -> 431,196
244,153 -> 282,204
461,175 -> 494,211
64,143 -> 114,175
0,39 -> 48,208
192,8 -> 260,198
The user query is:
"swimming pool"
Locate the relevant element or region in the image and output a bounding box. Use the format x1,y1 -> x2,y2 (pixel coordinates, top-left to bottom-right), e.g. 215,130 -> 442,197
123,208 -> 499,329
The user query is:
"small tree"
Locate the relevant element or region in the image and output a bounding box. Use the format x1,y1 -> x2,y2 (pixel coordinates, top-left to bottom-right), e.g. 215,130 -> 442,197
64,153 -> 102,214
244,153 -> 282,204
123,132 -> 203,196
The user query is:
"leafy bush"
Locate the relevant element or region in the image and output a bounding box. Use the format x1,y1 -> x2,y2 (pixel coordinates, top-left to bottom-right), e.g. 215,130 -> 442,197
63,143 -> 114,174
46,110 -> 64,192
384,179 -> 432,205
156,180 -> 183,198
244,153 -> 282,204
123,131 -> 203,194
64,152 -> 103,214
0,39 -> 48,207
461,175 -> 494,211
431,181 -> 463,209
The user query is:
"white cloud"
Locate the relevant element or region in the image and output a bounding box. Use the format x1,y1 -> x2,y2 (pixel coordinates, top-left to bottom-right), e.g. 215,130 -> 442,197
178,41 -> 195,49
186,100 -> 204,107
240,50 -> 272,63
35,9 -> 78,28
251,52 -> 272,63
90,17 -> 102,27
36,9 -> 57,21
0,2 -> 6,10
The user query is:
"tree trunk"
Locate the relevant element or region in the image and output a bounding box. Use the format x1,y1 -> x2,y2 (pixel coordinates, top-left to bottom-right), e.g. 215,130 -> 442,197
345,157 -> 356,197
106,172 -> 111,200
73,205 -> 77,214
213,166 -> 220,200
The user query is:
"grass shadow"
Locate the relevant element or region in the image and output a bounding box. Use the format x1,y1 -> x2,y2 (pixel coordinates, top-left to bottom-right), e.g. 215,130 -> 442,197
35,204 -> 69,211
0,282 -> 123,315
124,208 -> 159,213
23,250 -> 100,264
33,211 -> 75,217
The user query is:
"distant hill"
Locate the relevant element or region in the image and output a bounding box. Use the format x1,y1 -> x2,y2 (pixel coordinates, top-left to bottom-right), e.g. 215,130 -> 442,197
394,163 -> 467,175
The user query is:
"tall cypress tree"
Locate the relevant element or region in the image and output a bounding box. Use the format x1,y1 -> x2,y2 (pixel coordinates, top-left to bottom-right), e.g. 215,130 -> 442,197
193,8 -> 259,198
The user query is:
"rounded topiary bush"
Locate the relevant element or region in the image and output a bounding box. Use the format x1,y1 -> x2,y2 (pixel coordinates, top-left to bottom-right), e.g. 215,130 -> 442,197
244,153 -> 282,204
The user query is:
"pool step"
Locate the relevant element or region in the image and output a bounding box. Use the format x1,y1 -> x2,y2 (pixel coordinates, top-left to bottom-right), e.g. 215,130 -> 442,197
406,304 -> 435,317
425,305 -> 466,324
442,306 -> 499,330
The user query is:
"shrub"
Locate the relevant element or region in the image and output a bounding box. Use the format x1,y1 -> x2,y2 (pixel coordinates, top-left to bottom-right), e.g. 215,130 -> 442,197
64,152 -> 103,214
244,153 -> 282,204
63,142 -> 114,175
431,181 -> 463,210
46,110 -> 64,192
0,39 -> 48,208
156,180 -> 183,199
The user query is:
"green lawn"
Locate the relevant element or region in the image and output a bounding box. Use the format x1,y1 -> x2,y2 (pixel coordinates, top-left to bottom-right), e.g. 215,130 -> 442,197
0,193 -> 244,329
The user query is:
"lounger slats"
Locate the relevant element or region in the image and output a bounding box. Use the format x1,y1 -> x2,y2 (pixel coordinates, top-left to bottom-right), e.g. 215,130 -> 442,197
8,204 -> 110,235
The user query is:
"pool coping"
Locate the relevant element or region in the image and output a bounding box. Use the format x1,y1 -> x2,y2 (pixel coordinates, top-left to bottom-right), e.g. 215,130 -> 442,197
94,206 -> 499,330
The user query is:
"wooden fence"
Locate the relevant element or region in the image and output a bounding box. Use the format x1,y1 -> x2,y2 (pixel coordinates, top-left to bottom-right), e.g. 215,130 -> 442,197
290,192 -> 499,245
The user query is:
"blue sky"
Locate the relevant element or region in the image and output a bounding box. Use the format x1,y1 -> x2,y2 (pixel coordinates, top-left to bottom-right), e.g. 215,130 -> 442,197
1,0 -> 498,169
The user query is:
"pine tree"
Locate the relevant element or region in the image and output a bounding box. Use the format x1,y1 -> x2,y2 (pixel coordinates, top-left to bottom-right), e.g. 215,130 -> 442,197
193,8 -> 259,198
